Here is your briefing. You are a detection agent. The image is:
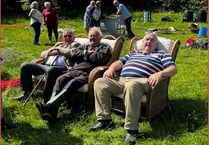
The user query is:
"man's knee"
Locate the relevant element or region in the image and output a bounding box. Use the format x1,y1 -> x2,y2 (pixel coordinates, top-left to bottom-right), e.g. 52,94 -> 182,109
94,78 -> 111,90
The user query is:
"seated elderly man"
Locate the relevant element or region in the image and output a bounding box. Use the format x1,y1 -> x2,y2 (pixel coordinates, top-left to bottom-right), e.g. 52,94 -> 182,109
35,27 -> 112,122
13,28 -> 80,103
88,32 -> 177,144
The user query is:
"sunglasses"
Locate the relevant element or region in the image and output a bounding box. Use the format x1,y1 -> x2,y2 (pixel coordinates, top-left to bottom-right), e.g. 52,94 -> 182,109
63,35 -> 72,38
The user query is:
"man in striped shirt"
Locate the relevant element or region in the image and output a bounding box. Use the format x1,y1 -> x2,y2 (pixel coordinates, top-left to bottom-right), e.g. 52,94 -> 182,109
88,32 -> 177,144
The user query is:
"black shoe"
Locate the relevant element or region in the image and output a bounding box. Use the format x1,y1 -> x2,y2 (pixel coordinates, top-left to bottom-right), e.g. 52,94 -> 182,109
88,120 -> 115,132
42,112 -> 57,123
124,130 -> 144,144
35,102 -> 45,115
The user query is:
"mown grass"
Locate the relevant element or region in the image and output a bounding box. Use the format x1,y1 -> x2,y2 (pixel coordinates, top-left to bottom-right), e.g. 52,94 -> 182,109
1,12 -> 208,145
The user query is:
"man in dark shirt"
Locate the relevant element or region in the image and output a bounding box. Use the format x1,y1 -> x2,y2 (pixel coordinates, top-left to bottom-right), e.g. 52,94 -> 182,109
35,27 -> 112,122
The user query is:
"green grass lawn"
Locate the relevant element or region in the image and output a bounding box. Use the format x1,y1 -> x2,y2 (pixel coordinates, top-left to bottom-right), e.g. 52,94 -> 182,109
1,12 -> 208,145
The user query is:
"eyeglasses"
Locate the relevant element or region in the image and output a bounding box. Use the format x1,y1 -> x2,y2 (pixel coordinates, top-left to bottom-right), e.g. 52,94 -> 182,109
63,35 -> 72,38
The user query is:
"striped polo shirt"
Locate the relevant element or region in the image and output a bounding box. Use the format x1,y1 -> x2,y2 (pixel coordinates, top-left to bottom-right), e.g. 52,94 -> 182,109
120,50 -> 175,78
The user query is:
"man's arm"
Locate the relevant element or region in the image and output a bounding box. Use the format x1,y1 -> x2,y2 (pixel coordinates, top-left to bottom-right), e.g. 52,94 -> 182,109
103,60 -> 123,78
147,65 -> 177,87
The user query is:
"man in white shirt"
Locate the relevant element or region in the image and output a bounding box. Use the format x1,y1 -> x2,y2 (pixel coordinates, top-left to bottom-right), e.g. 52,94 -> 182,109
13,29 -> 80,103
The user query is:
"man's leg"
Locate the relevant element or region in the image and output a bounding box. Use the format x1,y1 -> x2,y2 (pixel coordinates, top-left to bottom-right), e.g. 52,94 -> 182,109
123,78 -> 151,144
36,70 -> 88,121
13,63 -> 45,101
88,77 -> 124,132
124,17 -> 135,39
42,66 -> 66,103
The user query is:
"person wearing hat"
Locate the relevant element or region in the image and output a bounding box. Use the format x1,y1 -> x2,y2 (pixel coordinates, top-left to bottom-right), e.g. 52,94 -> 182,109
28,1 -> 42,45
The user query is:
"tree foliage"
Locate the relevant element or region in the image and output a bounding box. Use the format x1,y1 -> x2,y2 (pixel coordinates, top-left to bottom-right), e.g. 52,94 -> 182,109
2,0 -> 208,15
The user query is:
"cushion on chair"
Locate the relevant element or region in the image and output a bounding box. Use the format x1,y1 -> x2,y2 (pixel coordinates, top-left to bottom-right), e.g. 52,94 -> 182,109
75,38 -> 116,52
134,36 -> 174,52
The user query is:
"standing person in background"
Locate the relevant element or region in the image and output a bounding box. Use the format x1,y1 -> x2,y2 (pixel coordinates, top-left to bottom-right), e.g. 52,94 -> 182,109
113,0 -> 135,39
83,0 -> 96,33
28,1 -> 42,45
42,2 -> 59,43
89,0 -> 104,28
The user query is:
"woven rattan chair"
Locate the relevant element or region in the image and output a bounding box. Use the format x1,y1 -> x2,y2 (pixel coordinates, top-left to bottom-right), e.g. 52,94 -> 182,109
109,36 -> 180,121
33,34 -> 125,106
90,36 -> 180,120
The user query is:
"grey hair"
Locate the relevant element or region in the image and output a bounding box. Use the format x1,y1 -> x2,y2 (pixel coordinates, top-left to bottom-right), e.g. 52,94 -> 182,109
30,1 -> 38,9
144,31 -> 158,41
44,2 -> 51,7
89,27 -> 103,38
63,28 -> 75,35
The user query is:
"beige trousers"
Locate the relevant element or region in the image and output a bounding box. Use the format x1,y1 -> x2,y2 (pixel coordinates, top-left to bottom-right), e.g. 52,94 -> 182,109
94,77 -> 151,130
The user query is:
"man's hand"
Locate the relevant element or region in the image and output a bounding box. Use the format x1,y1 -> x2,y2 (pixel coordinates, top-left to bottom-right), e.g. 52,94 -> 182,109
147,71 -> 163,88
88,50 -> 96,54
48,49 -> 59,55
103,69 -> 116,79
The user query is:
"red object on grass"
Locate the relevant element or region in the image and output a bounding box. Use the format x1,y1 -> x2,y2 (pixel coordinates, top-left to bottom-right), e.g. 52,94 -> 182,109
0,78 -> 20,90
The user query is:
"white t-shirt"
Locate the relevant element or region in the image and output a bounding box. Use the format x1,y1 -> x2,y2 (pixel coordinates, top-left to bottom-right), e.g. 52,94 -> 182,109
30,9 -> 42,25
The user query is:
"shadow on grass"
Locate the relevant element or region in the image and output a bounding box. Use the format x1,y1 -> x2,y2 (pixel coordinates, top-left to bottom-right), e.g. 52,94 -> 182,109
3,121 -> 83,145
2,104 -> 84,145
148,98 -> 208,139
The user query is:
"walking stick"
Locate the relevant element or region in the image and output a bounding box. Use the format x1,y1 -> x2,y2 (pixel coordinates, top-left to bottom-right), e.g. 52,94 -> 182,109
23,55 -> 59,106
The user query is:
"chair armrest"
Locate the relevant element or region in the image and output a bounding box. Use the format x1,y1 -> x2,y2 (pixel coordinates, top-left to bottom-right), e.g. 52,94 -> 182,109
146,77 -> 170,120
87,66 -> 109,107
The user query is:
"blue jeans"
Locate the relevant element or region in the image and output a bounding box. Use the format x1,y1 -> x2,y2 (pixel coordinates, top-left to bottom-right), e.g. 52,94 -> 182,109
31,22 -> 41,45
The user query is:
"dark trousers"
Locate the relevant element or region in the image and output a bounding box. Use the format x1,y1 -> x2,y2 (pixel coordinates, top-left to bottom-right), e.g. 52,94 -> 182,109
46,24 -> 58,42
45,70 -> 89,109
20,62 -> 66,102
31,22 -> 41,45
124,16 -> 135,38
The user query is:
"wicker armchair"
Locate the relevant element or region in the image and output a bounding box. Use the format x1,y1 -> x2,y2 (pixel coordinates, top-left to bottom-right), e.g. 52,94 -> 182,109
33,34 -> 125,106
89,36 -> 180,120
110,36 -> 180,121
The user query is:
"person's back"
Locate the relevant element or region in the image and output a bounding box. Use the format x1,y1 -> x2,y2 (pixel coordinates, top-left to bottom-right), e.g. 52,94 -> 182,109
118,3 -> 131,20
113,0 -> 135,39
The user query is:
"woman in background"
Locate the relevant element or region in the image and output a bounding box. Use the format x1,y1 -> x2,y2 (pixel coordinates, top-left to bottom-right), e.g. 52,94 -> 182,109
89,0 -> 104,28
28,1 -> 42,45
42,2 -> 59,43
